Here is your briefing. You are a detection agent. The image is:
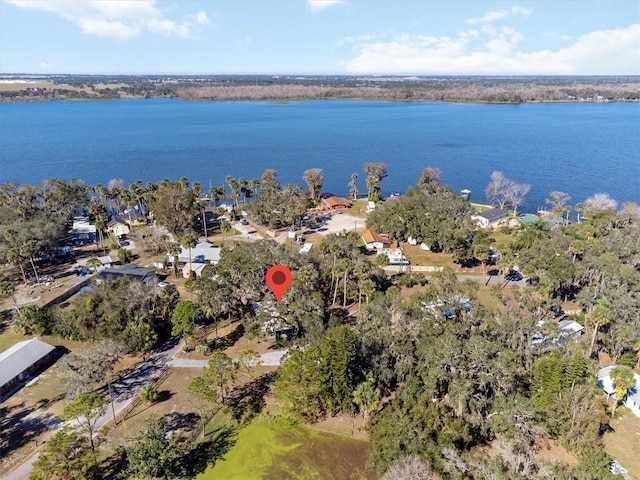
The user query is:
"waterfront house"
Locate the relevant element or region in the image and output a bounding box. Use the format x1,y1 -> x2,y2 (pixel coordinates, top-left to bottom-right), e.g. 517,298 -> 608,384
321,196 -> 351,211
472,208 -> 509,228
0,339 -> 56,398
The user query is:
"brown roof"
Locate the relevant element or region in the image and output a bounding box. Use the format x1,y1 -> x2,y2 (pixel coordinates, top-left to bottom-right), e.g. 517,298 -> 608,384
361,229 -> 390,245
322,196 -> 351,208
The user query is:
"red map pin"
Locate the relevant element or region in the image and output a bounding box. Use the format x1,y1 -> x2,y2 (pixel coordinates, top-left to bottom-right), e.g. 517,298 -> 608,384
266,264 -> 292,304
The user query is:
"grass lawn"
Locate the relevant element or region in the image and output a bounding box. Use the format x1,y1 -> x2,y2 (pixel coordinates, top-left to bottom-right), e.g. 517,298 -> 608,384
197,416 -> 377,480
603,411 -> 640,479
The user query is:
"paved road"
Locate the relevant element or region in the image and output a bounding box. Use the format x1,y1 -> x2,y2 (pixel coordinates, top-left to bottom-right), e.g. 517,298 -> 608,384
169,348 -> 287,369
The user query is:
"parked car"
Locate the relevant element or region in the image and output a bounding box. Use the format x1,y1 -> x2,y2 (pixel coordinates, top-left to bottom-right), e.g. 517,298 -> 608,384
505,270 -> 523,281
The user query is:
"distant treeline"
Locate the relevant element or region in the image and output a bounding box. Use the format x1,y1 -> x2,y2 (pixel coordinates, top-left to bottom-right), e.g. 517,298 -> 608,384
1,74 -> 639,103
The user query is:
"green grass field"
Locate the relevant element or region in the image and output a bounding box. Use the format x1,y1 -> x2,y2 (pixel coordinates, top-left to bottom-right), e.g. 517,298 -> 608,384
604,411 -> 640,479
198,417 -> 377,480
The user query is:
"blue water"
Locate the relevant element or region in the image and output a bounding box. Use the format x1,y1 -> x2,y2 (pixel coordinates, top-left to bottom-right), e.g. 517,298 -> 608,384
1,99 -> 638,211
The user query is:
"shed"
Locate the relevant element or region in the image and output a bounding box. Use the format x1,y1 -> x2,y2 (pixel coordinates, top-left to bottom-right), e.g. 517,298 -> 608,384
0,339 -> 56,397
183,262 -> 207,278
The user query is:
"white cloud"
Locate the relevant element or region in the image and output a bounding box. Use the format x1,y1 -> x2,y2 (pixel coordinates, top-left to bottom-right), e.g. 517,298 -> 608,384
39,61 -> 50,69
344,24 -> 640,75
195,12 -> 209,25
466,5 -> 531,25
308,0 -> 345,12
5,0 -> 208,40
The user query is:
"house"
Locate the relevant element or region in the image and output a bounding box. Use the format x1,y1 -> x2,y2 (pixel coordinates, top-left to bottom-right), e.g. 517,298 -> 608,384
597,365 -> 640,418
472,208 -> 509,228
121,207 -> 147,227
69,217 -> 97,245
362,229 -> 391,250
0,339 -> 56,398
183,262 -> 207,278
177,242 -> 221,265
321,196 -> 351,211
107,218 -> 130,238
532,319 -> 584,347
558,319 -> 584,340
96,264 -> 157,286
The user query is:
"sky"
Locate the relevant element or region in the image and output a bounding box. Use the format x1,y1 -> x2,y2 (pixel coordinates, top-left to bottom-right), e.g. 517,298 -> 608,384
1,0 -> 638,75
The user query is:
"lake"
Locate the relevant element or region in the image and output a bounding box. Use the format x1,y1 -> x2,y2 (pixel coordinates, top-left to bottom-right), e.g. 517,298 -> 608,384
1,99 -> 638,211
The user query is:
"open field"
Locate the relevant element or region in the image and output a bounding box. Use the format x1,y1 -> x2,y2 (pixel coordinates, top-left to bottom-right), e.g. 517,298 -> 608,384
604,412 -> 640,479
197,417 -> 377,480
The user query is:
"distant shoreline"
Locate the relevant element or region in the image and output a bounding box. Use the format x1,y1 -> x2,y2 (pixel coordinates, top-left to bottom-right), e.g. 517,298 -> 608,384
1,74 -> 638,104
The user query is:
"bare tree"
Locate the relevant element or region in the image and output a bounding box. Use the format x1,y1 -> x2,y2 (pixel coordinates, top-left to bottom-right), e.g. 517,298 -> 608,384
545,191 -> 571,215
382,455 -> 442,480
585,192 -> 618,212
504,182 -> 531,215
485,171 -> 512,209
348,172 -> 358,200
485,171 -> 530,213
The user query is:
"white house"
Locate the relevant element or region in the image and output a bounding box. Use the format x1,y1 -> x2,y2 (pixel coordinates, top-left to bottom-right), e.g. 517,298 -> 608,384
178,242 -> 221,265
471,208 -> 509,228
362,229 -> 391,250
597,364 -> 640,418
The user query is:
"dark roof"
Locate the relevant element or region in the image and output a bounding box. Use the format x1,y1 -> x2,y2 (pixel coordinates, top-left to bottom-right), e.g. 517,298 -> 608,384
97,264 -> 157,284
479,208 -> 509,222
0,339 -> 56,387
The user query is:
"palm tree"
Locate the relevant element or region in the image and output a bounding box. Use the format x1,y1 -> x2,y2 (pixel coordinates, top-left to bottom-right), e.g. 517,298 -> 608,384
93,209 -> 109,254
225,176 -> 239,208
6,243 -> 28,285
20,239 -> 42,291
181,230 -> 199,273
353,261 -> 372,307
86,257 -> 102,272
360,279 -> 376,304
219,220 -> 232,245
247,179 -> 260,202
168,242 -> 182,278
333,258 -> 351,306
587,298 -> 612,357
352,373 -> 381,429
610,365 -> 635,419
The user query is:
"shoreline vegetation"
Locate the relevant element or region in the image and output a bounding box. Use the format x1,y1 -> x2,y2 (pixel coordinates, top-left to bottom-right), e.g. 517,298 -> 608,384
1,74 -> 639,104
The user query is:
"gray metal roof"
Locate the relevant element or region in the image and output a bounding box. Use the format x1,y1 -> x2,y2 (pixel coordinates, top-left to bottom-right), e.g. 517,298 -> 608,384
479,208 -> 509,222
0,339 -> 56,387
